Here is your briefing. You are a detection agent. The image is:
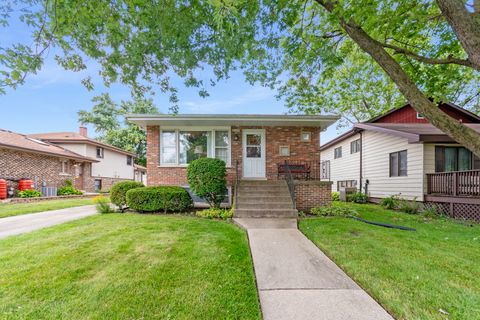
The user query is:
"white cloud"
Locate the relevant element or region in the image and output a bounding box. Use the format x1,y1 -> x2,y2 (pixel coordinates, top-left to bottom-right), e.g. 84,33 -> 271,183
182,86 -> 276,113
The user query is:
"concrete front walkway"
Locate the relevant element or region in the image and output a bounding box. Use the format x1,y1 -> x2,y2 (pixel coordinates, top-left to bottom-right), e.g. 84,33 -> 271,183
0,205 -> 97,239
234,218 -> 393,320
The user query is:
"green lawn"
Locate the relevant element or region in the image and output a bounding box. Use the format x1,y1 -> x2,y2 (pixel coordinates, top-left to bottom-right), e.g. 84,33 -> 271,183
0,198 -> 94,218
299,202 -> 480,320
0,214 -> 261,319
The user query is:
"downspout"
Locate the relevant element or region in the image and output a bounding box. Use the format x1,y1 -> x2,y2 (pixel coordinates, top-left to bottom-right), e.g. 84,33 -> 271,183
359,130 -> 363,193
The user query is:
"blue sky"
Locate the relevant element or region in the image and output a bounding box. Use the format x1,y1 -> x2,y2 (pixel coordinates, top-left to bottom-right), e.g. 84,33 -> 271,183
0,13 -> 344,144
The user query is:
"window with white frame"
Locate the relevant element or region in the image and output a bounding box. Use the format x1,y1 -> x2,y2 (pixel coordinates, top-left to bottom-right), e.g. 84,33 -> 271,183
350,139 -> 360,154
96,147 -> 104,158
334,146 -> 342,159
61,160 -> 69,174
160,129 -> 231,166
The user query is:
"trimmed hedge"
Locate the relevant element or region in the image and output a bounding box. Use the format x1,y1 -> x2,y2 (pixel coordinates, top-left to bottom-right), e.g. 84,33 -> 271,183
126,186 -> 193,213
187,157 -> 226,208
110,181 -> 144,210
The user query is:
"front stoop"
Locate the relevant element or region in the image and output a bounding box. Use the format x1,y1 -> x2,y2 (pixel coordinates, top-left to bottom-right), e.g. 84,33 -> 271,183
235,180 -> 297,218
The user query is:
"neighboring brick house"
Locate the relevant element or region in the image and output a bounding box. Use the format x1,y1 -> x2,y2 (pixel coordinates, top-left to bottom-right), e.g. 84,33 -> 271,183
29,127 -> 137,192
0,129 -> 97,195
127,114 -> 339,211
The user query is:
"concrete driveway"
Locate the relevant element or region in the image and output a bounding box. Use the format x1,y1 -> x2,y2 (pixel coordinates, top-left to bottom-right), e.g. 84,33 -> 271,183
234,218 -> 393,320
0,205 -> 97,239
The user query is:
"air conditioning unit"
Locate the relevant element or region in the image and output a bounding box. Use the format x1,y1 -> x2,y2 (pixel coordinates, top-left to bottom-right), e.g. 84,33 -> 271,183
339,187 -> 357,202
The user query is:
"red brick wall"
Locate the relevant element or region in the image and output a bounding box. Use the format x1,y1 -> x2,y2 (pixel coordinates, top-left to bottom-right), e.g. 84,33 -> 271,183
146,125 -> 321,186
374,104 -> 478,124
295,181 -> 332,212
0,147 -> 78,192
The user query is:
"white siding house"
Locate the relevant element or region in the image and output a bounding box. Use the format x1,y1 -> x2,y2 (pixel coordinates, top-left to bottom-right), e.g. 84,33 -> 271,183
321,133 -> 361,192
29,127 -> 137,192
362,130 -> 425,201
322,130 -> 425,200
321,102 -> 480,207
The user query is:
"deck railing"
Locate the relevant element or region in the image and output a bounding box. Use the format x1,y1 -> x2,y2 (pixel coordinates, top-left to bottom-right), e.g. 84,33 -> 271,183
277,160 -> 330,181
427,169 -> 480,197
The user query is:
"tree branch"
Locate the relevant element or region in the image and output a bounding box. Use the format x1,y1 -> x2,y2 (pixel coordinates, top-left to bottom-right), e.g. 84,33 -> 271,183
313,0 -> 480,157
380,41 -> 477,69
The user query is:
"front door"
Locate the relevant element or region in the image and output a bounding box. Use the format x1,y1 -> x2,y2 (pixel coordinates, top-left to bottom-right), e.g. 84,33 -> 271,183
243,129 -> 266,178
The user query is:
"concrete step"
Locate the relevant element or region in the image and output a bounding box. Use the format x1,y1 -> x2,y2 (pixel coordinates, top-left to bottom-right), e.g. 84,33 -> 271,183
237,195 -> 292,202
238,185 -> 289,192
238,202 -> 294,209
240,180 -> 286,186
235,208 -> 298,218
239,190 -> 291,197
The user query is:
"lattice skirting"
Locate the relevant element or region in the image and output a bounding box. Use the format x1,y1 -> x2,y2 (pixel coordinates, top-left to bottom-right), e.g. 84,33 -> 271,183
424,201 -> 480,222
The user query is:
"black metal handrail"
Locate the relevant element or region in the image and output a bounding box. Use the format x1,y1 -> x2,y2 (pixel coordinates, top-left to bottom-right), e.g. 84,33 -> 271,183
284,160 -> 296,209
234,160 -> 240,207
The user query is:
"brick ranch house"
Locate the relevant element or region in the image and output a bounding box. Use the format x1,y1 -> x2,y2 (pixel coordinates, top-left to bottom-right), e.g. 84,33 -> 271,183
29,127 -> 137,192
127,114 -> 339,212
0,129 -> 97,195
321,102 -> 480,221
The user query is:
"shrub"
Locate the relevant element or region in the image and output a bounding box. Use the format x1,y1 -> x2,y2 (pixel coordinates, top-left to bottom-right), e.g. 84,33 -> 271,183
347,192 -> 368,204
380,195 -> 400,210
398,197 -> 420,214
310,206 -> 357,217
18,189 -> 41,198
126,186 -> 193,213
57,179 -> 83,196
63,179 -> 74,187
331,192 -> 340,201
110,181 -> 144,211
57,186 -> 83,196
187,158 -> 226,208
423,207 -> 440,219
92,195 -> 113,213
195,207 -> 233,219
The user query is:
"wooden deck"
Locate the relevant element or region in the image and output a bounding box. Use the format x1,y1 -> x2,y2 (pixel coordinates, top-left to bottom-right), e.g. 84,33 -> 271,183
426,170 -> 480,221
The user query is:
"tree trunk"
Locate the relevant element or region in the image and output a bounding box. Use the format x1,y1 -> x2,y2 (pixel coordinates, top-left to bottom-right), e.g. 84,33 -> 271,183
314,0 -> 480,158
436,0 -> 480,70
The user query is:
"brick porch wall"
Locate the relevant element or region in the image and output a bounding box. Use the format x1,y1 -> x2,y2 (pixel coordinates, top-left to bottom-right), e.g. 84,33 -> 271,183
146,125 -> 321,186
294,181 -> 332,212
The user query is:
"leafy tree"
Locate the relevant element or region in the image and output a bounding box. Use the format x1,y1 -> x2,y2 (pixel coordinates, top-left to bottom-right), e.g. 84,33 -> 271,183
1,0 -> 480,154
78,94 -> 159,166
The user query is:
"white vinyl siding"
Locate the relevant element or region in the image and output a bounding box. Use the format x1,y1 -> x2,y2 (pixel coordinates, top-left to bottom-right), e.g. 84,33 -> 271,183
362,130 -> 424,201
322,130 -> 426,201
53,143 -> 134,179
321,133 -> 361,192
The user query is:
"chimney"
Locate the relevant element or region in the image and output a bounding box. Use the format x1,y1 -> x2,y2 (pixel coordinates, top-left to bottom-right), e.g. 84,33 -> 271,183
79,126 -> 88,137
